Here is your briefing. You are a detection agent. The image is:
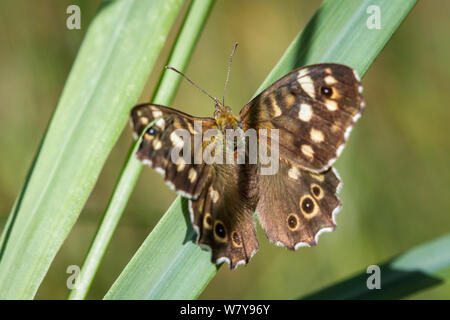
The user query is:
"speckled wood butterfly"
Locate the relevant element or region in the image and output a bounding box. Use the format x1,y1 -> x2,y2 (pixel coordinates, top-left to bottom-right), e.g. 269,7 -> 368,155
130,55 -> 364,269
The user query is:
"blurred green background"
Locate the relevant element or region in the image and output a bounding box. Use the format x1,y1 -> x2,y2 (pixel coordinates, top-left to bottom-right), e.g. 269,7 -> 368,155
0,0 -> 449,299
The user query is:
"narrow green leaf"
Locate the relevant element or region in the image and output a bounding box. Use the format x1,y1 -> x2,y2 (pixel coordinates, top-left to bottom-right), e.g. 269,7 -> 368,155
104,0 -> 217,300
105,0 -> 417,300
70,0 -> 216,300
68,122 -> 149,300
0,0 -> 183,299
302,234 -> 450,299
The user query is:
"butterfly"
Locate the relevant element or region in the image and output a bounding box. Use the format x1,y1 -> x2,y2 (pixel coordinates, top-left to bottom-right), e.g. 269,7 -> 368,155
130,62 -> 364,269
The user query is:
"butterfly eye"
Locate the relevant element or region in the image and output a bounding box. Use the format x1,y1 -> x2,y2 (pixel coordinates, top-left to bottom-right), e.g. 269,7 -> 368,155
320,85 -> 333,98
146,127 -> 157,135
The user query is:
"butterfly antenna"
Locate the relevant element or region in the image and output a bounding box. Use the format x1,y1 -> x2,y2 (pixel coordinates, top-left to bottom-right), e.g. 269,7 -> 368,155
165,66 -> 219,105
223,42 -> 238,106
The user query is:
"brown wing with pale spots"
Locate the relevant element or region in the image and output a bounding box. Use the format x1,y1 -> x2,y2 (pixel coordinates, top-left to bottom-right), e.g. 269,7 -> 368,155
189,163 -> 259,269
240,63 -> 364,173
256,159 -> 341,249
130,103 -> 217,199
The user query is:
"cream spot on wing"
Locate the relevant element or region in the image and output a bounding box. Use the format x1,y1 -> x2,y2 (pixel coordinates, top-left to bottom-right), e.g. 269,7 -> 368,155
331,124 -> 341,133
298,103 -> 313,122
324,68 -> 332,74
271,96 -> 282,117
170,131 -> 184,148
301,144 -> 314,158
298,75 -> 316,99
152,138 -> 162,150
187,122 -> 195,134
288,166 -> 300,180
298,68 -> 309,78
325,99 -> 338,111
209,187 -> 219,203
155,118 -> 165,128
188,168 -> 197,183
144,133 -> 154,140
285,93 -> 295,108
310,172 -> 325,182
310,128 -> 325,143
324,75 -> 337,85
140,117 -> 149,126
176,158 -> 186,172
152,109 -> 163,118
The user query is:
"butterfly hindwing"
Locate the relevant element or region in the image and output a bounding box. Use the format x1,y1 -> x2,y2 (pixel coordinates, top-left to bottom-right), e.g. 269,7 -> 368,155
256,160 -> 341,249
131,103 -> 217,199
189,163 -> 259,269
240,63 -> 364,173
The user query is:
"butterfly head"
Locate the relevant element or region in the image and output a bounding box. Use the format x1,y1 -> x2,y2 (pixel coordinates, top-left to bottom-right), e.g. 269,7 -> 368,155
214,100 -> 240,130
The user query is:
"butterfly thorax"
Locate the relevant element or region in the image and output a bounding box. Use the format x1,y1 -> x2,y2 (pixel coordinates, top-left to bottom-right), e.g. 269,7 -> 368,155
214,103 -> 241,132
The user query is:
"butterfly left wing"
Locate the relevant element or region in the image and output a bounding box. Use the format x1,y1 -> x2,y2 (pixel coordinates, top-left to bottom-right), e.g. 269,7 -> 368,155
256,159 -> 341,249
240,63 -> 364,173
132,103 -> 259,268
130,103 -> 217,199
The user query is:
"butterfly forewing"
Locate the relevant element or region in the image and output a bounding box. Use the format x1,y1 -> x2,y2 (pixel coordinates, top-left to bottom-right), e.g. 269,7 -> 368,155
131,103 -> 217,199
240,63 -> 364,173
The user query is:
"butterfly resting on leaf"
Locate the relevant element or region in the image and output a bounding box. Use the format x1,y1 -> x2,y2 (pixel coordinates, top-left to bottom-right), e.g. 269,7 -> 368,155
130,48 -> 365,270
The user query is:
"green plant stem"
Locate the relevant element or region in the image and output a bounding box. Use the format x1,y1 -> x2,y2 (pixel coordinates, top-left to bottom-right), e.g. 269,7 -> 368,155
68,0 -> 216,300
105,0 -> 417,300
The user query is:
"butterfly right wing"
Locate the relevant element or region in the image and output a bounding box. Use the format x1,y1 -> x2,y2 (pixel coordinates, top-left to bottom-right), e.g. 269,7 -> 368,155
130,103 -> 217,199
240,63 -> 364,173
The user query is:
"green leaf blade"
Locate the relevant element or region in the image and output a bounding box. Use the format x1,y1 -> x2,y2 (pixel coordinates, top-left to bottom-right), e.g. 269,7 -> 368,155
0,0 -> 183,299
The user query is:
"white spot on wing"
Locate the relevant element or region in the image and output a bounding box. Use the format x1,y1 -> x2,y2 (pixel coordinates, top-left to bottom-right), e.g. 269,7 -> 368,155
188,168 -> 197,183
170,131 -> 184,148
298,75 -> 316,99
155,118 -> 165,129
325,99 -> 338,111
298,103 -> 313,122
288,166 -> 300,180
294,242 -> 311,250
216,257 -> 230,265
301,144 -> 314,158
209,187 -> 219,203
271,96 -> 282,117
298,68 -> 309,78
336,144 -> 345,157
324,75 -> 337,85
310,128 -> 325,143
152,139 -> 162,150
